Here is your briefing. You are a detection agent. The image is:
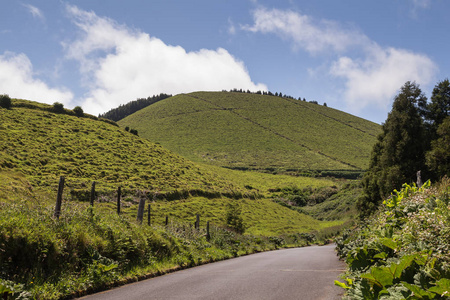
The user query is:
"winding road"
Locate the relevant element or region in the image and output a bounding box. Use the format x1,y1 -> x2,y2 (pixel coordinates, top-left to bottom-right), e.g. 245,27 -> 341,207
80,244 -> 345,300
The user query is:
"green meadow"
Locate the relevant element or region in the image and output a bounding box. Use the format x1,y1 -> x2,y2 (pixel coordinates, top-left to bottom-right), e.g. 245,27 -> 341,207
119,92 -> 380,173
0,96 -> 368,298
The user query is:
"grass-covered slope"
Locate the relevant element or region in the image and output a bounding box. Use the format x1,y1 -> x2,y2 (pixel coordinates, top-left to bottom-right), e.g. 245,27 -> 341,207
0,100 -> 253,201
119,92 -> 381,174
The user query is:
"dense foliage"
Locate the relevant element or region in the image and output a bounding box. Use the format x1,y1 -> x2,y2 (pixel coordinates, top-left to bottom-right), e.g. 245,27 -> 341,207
0,94 -> 11,109
360,80 -> 450,216
99,93 -> 172,121
335,179 -> 450,299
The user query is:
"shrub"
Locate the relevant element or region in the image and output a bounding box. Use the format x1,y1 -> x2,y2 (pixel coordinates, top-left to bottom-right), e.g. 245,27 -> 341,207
226,201 -> 246,234
52,102 -> 65,114
0,94 -> 12,109
73,106 -> 84,117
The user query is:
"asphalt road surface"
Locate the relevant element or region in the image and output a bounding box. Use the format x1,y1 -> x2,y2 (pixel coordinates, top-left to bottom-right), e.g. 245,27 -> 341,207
80,244 -> 346,300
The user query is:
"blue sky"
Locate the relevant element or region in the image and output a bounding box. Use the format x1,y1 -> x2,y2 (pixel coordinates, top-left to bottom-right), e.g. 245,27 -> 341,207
0,0 -> 448,124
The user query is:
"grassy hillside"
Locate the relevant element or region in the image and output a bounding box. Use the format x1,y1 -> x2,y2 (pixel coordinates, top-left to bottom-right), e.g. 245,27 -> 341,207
119,92 -> 381,175
0,99 -> 356,298
0,100 -> 250,201
0,99 -> 340,233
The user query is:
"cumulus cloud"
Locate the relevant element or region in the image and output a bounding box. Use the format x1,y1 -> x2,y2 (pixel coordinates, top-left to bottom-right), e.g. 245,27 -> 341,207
242,7 -> 437,112
64,5 -> 267,115
242,7 -> 368,54
22,3 -> 45,22
0,51 -> 73,105
330,46 -> 437,111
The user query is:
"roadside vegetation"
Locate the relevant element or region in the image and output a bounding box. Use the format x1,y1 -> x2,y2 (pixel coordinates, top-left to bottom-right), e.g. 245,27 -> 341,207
335,79 -> 450,299
0,200 -> 318,299
335,179 -> 450,299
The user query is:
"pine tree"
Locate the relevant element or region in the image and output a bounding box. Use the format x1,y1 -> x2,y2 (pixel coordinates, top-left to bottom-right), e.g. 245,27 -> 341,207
426,116 -> 450,178
427,79 -> 450,139
358,82 -> 427,216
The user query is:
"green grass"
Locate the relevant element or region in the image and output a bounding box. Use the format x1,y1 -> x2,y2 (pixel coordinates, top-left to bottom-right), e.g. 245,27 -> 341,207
118,196 -> 343,236
0,102 -> 253,200
0,98 -> 359,298
119,92 -> 381,173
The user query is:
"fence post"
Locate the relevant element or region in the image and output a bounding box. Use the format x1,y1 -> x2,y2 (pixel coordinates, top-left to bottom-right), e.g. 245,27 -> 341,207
417,170 -> 423,188
117,186 -> 121,215
137,197 -> 146,224
206,221 -> 210,241
147,204 -> 151,226
54,176 -> 65,219
195,214 -> 200,230
90,181 -> 96,206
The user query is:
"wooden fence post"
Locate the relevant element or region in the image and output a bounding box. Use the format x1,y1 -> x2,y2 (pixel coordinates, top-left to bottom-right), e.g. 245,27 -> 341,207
195,214 -> 200,230
90,181 -> 96,206
54,176 -> 65,219
147,204 -> 151,226
206,221 -> 210,241
137,197 -> 146,224
117,186 -> 121,215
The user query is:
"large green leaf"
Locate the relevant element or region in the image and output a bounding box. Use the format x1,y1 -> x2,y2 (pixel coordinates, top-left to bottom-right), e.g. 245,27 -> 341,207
402,282 -> 436,299
428,278 -> 450,297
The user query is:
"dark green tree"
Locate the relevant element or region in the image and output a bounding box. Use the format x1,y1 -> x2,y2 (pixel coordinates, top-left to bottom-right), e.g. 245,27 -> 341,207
426,116 -> 450,178
0,94 -> 12,109
427,79 -> 450,139
52,102 -> 65,114
73,106 -> 84,117
358,81 -> 427,216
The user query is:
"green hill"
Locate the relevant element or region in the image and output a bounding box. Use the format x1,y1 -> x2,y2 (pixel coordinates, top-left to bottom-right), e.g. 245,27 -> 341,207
119,92 -> 381,175
0,99 -> 341,235
0,100 -> 252,202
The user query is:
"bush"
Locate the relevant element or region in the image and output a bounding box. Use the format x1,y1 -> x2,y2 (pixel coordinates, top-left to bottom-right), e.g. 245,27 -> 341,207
0,94 -> 12,109
73,106 -> 84,117
226,201 -> 246,234
52,102 -> 65,114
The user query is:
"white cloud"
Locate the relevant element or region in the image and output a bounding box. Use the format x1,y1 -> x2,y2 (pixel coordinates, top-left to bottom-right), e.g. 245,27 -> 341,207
410,0 -> 431,18
243,6 -> 438,112
0,51 -> 73,105
242,7 -> 368,54
22,3 -> 45,22
64,5 -> 267,115
330,46 -> 437,111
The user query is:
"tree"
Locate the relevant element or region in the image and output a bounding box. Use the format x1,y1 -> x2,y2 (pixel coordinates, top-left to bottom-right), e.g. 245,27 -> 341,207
73,106 -> 84,117
52,102 -> 65,114
358,81 -> 427,216
0,94 -> 11,109
426,116 -> 450,179
427,79 -> 450,139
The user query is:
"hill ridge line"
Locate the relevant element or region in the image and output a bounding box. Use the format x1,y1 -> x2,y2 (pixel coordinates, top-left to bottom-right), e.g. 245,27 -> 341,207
280,97 -> 377,138
186,94 -> 361,170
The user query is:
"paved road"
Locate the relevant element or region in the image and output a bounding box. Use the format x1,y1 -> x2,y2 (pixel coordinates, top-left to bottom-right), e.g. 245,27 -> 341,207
80,244 -> 345,300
